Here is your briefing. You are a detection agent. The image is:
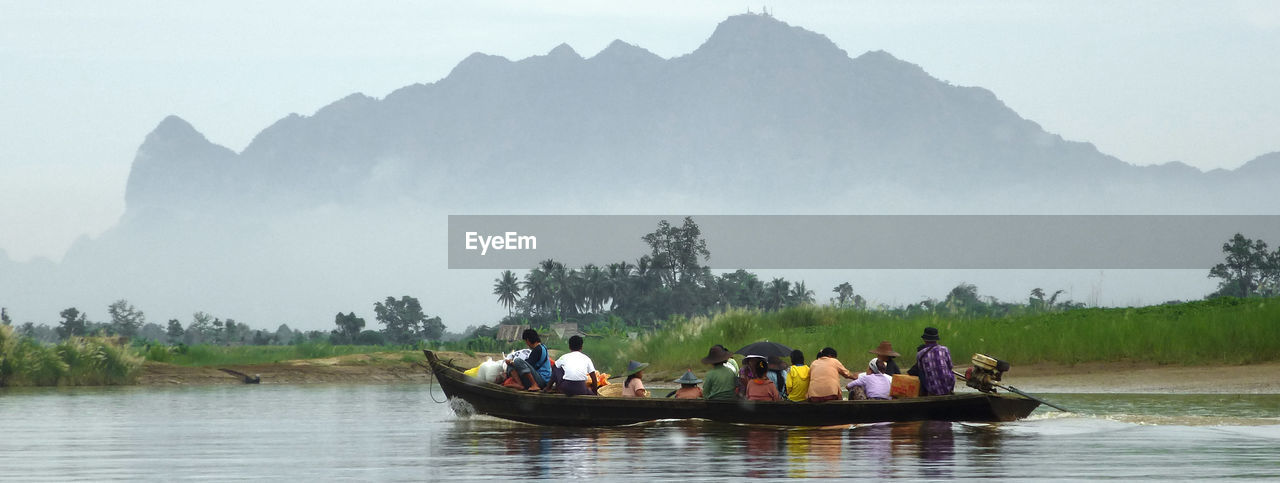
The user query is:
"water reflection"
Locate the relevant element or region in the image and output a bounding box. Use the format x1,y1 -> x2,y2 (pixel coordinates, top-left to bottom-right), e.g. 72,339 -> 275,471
3,387 -> 1278,480
435,418 -> 969,479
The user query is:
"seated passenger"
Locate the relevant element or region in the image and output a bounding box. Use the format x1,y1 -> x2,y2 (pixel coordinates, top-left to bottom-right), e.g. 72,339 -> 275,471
504,329 -> 551,391
670,370 -> 703,399
700,345 -> 740,400
908,327 -> 955,396
738,355 -> 766,398
847,359 -> 893,400
621,360 -> 649,397
869,340 -> 902,375
766,356 -> 789,399
806,347 -> 855,402
745,357 -> 782,401
556,335 -> 599,396
785,350 -> 811,402
713,344 -> 740,374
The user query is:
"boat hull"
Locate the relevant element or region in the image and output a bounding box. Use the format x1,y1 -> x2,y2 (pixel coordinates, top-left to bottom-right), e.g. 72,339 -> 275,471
425,351 -> 1040,427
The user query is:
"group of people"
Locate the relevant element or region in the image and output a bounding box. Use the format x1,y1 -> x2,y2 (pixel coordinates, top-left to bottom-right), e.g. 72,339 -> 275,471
497,326 -> 956,401
498,328 -> 648,397
686,326 -> 954,402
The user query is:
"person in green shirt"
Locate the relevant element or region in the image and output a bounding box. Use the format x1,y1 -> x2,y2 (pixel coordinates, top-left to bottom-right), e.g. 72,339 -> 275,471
700,345 -> 740,400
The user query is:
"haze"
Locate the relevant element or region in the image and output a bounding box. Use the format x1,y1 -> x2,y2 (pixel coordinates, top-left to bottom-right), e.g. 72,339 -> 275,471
1,2 -> 1278,332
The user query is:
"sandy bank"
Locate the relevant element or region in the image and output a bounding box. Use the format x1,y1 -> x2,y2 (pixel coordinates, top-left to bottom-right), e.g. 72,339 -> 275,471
138,351 -> 492,386
1004,361 -> 1280,394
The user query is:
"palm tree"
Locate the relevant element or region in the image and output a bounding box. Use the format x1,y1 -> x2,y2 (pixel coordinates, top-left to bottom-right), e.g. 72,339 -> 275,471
765,278 -> 790,311
493,270 -> 521,315
581,264 -> 606,313
523,268 -> 553,315
604,262 -> 633,311
788,281 -> 815,306
743,275 -> 764,309
549,266 -> 579,318
1046,289 -> 1066,310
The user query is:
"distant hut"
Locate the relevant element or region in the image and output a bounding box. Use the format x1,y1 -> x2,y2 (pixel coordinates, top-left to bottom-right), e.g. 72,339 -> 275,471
496,324 -> 528,342
551,323 -> 583,340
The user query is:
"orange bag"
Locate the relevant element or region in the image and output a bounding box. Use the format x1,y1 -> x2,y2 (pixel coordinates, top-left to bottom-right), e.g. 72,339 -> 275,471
890,374 -> 920,399
501,376 -> 525,389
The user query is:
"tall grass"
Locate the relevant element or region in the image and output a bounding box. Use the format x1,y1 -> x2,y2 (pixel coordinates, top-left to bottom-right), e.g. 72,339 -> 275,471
578,297 -> 1280,376
1,324 -> 142,387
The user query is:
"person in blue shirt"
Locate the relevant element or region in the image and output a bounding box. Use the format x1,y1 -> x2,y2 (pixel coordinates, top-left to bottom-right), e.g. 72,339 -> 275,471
505,329 -> 551,391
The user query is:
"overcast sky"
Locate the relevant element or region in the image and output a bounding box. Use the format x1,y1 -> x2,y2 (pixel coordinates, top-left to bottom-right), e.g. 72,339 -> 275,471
2,0 -> 1278,262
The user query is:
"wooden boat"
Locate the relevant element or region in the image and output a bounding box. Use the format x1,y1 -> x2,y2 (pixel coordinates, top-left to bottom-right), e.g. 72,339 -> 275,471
425,350 -> 1040,427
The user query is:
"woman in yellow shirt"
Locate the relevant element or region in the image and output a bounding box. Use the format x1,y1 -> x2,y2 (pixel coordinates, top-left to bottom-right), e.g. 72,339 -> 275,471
785,349 -> 810,402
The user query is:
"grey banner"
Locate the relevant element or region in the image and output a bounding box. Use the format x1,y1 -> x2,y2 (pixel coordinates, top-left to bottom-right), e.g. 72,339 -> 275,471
447,215 -> 1280,269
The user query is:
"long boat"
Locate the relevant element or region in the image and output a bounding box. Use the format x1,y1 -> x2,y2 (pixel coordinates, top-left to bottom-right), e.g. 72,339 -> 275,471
425,351 -> 1041,427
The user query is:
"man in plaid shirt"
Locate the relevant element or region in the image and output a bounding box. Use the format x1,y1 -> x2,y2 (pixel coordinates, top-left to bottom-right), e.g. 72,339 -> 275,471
914,327 -> 955,396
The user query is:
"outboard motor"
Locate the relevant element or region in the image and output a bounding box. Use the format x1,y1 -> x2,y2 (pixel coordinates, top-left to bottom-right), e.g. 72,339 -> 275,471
964,353 -> 1010,394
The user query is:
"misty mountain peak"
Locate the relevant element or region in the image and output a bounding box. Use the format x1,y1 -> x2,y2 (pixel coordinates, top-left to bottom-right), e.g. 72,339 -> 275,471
145,115 -> 208,146
126,115 -> 236,212
1236,152 -> 1280,175
546,43 -> 582,60
692,13 -> 846,61
313,92 -> 377,119
851,50 -> 929,77
446,52 -> 513,80
592,39 -> 663,64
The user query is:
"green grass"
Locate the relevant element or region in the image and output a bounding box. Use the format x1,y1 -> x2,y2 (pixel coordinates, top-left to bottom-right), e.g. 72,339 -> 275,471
6,297 -> 1276,385
1,324 -> 143,387
573,297 -> 1280,376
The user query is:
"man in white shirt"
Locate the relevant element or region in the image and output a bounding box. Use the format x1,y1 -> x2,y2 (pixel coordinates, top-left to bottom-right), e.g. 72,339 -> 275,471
556,335 -> 599,396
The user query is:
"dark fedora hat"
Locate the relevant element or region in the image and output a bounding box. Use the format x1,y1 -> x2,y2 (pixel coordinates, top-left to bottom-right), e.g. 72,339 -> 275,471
701,345 -> 733,365
673,370 -> 702,385
921,327 -> 941,341
869,340 -> 900,357
624,360 -> 649,376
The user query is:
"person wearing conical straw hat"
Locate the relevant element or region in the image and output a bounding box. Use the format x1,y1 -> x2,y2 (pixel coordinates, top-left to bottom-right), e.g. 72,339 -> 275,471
621,360 -> 649,398
670,370 -> 703,399
868,340 -> 902,376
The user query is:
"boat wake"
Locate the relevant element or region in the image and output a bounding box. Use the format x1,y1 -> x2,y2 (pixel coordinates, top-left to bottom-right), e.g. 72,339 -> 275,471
1021,410 -> 1280,427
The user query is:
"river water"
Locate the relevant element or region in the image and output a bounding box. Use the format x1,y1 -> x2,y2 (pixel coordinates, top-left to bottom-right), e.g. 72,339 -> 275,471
2,385 -> 1277,480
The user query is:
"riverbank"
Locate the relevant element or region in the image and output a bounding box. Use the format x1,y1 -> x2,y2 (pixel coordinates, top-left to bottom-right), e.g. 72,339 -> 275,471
137,350 -> 489,385
1008,360 -> 1280,394
136,350 -> 1280,394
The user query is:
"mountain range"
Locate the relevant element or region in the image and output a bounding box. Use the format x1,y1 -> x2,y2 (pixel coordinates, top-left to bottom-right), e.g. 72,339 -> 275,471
3,13 -> 1276,330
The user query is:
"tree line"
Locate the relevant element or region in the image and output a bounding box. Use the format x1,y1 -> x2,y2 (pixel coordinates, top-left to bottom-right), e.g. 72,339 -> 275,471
2,295 -> 445,347
471,217 -> 1092,341
484,217 -> 819,333
4,228 -> 1271,349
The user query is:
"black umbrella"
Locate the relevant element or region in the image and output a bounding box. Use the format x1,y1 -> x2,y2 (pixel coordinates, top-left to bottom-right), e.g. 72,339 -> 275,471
734,341 -> 793,359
